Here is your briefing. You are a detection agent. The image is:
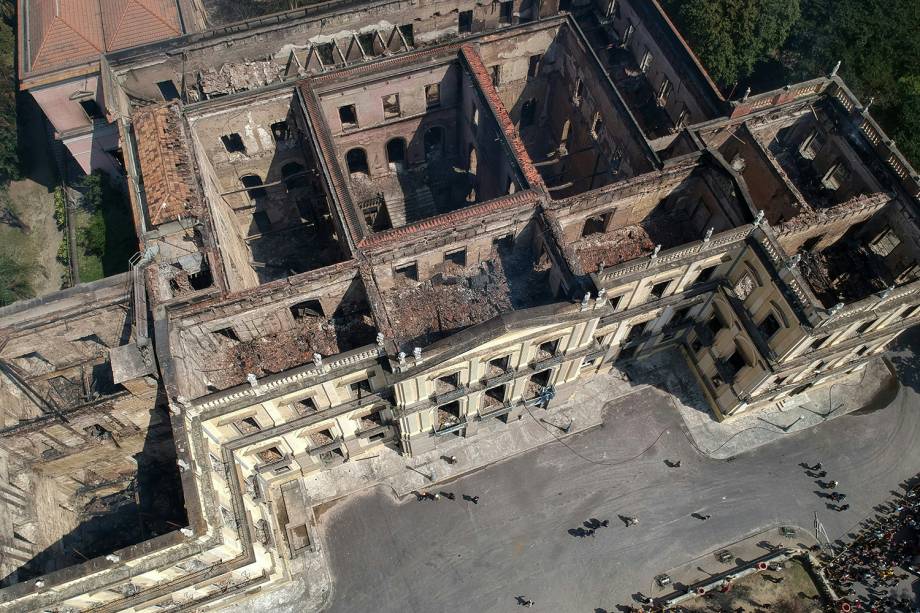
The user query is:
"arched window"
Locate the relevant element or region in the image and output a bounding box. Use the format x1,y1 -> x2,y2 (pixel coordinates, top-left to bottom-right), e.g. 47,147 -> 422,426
386,138 -> 407,171
281,162 -> 307,189
240,174 -> 266,200
346,148 -> 369,175
468,145 -> 478,175
424,126 -> 444,160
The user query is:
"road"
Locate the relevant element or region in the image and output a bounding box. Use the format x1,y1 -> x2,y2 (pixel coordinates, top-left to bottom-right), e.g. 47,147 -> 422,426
318,341 -> 920,612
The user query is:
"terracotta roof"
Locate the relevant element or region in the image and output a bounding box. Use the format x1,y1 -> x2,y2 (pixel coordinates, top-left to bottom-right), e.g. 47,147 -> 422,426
23,0 -> 182,76
132,104 -> 201,226
459,45 -> 545,191
101,0 -> 182,51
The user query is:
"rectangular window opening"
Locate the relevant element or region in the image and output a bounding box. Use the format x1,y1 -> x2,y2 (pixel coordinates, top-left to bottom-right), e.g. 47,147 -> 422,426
425,83 -> 441,108
395,262 -> 418,282
459,10 -> 473,33
339,104 -> 358,129
156,80 -> 180,101
382,94 -> 401,119
221,133 -> 245,153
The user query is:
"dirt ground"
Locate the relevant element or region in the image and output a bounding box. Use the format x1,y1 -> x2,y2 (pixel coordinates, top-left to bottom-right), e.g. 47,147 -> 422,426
0,95 -> 66,297
684,559 -> 823,612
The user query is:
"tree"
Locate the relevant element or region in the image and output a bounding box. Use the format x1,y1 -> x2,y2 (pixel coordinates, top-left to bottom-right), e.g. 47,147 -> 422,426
892,76 -> 920,166
0,0 -> 19,182
0,251 -> 34,306
668,0 -> 801,85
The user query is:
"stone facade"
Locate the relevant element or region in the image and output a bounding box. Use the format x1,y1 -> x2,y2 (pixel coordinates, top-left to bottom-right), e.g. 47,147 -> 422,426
2,0 -> 919,611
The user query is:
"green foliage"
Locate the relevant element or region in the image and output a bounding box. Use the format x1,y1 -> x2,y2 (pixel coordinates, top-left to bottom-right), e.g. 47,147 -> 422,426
666,0 -> 800,85
76,170 -> 137,278
0,0 -> 19,182
892,76 -> 920,166
53,187 -> 66,228
0,250 -> 34,306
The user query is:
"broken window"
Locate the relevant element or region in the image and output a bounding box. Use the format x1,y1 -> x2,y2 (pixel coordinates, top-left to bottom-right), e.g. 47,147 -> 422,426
656,78 -> 673,106
528,54 -> 542,79
490,65 -> 501,87
574,78 -> 584,101
855,345 -> 870,357
649,280 -> 671,300
399,24 -> 415,46
821,161 -> 849,191
723,347 -> 747,379
221,133 -> 245,153
156,80 -> 180,101
233,416 -> 261,435
395,261 -> 418,281
79,99 -> 105,120
608,294 -> 623,310
382,93 -> 401,119
346,148 -> 369,175
358,32 -> 378,56
471,105 -> 479,130
706,313 -> 724,337
350,378 -> 372,399
537,338 -> 560,358
386,138 -> 407,170
434,372 -> 461,395
639,50 -> 653,73
670,305 -> 692,326
292,397 -> 317,415
271,121 -> 290,142
316,42 -> 336,65
83,423 -> 111,440
424,126 -> 444,159
625,323 -> 645,344
855,319 -> 876,335
256,446 -> 284,463
757,313 -> 782,339
581,212 -> 610,237
622,22 -> 635,45
591,113 -> 604,138
692,265 -> 718,286
521,98 -> 536,127
483,384 -> 506,409
240,174 -> 266,200
487,354 -> 511,376
809,336 -> 827,351
500,0 -> 513,23
459,9 -> 473,33
425,83 -> 441,108
290,299 -> 323,319
798,130 -> 821,160
436,401 -> 462,430
870,228 -> 901,257
339,104 -> 358,130
214,327 -> 239,341
444,248 -> 467,267
359,409 -> 385,430
529,369 -> 551,388
900,305 -> 920,319
282,162 -> 308,189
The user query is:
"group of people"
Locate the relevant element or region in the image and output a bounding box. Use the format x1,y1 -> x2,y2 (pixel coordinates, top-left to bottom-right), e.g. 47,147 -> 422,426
823,477 -> 920,611
802,462 -> 850,512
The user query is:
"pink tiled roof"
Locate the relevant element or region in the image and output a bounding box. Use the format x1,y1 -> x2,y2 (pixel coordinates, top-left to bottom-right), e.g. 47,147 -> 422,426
23,0 -> 182,76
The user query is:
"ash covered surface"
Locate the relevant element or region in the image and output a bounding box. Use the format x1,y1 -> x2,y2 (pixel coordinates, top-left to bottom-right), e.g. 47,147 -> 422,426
573,216 -> 699,272
214,313 -> 377,388
798,241 -> 892,307
382,245 -> 553,351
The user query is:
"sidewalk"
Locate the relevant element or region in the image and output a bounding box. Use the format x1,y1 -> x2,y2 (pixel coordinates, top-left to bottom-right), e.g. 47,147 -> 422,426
651,525 -> 819,598
625,350 -> 899,459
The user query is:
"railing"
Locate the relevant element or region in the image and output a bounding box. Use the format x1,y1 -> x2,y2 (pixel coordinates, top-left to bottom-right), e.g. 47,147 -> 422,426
195,344 -> 383,412
595,225 -> 753,284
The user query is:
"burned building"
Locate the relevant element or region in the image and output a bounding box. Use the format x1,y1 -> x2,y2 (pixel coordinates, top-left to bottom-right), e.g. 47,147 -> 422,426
3,0 -> 920,610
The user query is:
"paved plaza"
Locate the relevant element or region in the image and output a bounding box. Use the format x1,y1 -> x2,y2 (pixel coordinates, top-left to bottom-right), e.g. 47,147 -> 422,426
236,330 -> 920,613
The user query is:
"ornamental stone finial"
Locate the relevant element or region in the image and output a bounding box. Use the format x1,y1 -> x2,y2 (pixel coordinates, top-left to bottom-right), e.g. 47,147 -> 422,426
312,353 -> 323,368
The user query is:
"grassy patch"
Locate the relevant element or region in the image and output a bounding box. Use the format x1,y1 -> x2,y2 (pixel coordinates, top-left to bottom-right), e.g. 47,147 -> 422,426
73,171 -> 137,282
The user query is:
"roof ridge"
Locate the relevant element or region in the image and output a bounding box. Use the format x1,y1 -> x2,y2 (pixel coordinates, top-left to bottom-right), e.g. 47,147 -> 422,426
128,0 -> 180,36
